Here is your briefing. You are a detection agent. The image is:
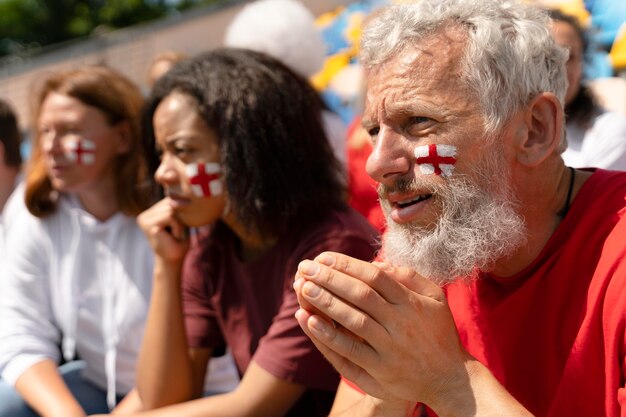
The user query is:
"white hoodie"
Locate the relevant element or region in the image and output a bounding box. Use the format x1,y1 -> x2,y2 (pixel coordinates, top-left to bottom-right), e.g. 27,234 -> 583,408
0,193 -> 154,408
0,191 -> 241,409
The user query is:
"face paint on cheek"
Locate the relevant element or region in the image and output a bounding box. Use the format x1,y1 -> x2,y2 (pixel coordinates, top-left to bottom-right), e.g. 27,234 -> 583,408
186,162 -> 223,198
64,138 -> 97,165
414,144 -> 457,177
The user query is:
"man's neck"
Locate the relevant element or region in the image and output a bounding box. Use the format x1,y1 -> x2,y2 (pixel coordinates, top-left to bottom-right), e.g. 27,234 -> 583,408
490,165 -> 592,278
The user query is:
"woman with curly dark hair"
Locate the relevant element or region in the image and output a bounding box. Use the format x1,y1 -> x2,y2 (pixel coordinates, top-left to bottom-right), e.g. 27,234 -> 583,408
123,48 -> 378,417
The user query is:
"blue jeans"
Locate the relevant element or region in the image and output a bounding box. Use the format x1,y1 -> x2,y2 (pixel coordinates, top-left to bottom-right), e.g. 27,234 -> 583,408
0,360 -> 123,416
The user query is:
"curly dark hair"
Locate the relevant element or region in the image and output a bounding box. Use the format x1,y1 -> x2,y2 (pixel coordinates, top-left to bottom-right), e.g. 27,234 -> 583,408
143,48 -> 346,238
547,8 -> 597,128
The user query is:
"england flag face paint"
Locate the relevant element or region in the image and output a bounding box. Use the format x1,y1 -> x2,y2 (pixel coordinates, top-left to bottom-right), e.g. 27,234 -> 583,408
186,162 -> 223,198
63,137 -> 96,165
414,144 -> 457,177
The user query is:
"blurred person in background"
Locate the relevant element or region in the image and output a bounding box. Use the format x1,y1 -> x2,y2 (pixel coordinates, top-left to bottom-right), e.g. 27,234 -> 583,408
0,98 -> 23,252
0,66 -> 155,417
144,51 -> 192,178
0,97 -> 23,258
549,8 -> 626,170
0,98 -> 22,215
146,51 -> 189,90
224,0 -> 348,170
104,48 -> 378,417
346,117 -> 385,232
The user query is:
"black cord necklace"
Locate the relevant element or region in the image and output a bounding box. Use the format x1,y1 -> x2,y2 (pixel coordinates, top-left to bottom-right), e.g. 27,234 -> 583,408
557,166 -> 576,219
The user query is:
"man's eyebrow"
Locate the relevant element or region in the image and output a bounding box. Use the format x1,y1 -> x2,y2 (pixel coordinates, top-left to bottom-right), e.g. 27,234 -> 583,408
385,99 -> 439,116
361,118 -> 378,130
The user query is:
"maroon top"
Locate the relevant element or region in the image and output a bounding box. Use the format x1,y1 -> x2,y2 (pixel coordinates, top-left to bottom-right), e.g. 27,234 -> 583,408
182,208 -> 379,417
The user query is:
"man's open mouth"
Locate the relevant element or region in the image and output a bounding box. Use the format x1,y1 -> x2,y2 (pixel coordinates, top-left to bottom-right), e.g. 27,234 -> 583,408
396,194 -> 433,208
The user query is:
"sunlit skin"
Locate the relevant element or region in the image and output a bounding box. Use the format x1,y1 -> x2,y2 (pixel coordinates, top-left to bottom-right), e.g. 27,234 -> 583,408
38,92 -> 129,220
292,21 -> 591,417
550,20 -> 584,106
153,92 -> 227,229
148,60 -> 176,88
151,91 -> 271,260
361,26 -> 582,277
118,90 -> 310,417
362,27 -> 495,229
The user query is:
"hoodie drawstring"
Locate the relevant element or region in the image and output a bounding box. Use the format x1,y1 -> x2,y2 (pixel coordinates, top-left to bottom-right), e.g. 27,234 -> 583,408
63,201 -> 122,411
101,228 -> 121,411
62,210 -> 81,363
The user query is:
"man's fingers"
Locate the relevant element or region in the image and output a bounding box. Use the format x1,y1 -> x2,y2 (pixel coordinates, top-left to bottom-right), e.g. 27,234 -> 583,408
295,254 -> 446,347
298,252 -> 406,304
297,260 -> 400,328
294,277 -> 324,318
294,280 -> 392,370
299,278 -> 391,344
373,260 -> 446,303
294,309 -> 386,398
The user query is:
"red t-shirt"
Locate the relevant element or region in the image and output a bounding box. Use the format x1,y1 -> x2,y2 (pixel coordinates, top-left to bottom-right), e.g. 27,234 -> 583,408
350,169 -> 626,416
182,208 -> 379,417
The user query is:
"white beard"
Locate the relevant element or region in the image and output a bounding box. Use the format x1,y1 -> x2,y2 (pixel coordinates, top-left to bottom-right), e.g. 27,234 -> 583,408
380,149 -> 527,286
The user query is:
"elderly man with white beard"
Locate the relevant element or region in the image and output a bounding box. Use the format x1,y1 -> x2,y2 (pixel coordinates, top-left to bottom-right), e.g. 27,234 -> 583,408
293,0 -> 626,416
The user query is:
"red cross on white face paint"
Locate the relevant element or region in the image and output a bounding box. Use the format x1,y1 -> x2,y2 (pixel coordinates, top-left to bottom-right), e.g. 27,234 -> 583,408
64,138 -> 96,165
186,162 -> 223,198
414,144 -> 457,177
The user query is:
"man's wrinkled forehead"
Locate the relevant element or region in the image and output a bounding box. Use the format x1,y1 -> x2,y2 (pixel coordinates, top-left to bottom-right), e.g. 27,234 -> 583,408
362,22 -> 469,73
363,28 -> 472,123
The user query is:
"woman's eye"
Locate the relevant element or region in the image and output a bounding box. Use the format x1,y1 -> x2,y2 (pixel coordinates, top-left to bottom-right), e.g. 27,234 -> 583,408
174,146 -> 193,157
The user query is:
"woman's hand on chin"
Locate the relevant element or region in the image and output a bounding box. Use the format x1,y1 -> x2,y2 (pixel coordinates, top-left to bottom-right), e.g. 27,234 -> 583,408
137,198 -> 189,263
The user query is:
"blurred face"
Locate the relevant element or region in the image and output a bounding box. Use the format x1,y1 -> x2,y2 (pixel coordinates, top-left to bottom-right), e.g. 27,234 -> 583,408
148,60 -> 175,88
153,92 -> 227,227
38,92 -> 128,196
363,29 -> 526,283
550,20 -> 584,106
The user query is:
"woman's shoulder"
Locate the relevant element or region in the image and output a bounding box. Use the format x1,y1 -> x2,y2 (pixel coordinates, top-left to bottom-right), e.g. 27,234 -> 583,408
4,192 -> 48,241
286,208 -> 380,261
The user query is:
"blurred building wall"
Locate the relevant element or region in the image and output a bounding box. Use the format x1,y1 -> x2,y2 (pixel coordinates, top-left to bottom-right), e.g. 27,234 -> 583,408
0,0 -> 351,132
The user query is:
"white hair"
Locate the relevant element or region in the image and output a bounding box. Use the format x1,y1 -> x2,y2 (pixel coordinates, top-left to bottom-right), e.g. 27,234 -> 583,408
361,0 -> 568,148
380,142 -> 527,284
224,0 -> 326,78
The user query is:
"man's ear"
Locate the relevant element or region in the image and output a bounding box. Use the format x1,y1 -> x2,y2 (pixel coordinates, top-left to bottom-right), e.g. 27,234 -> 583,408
514,92 -> 563,167
114,121 -> 132,154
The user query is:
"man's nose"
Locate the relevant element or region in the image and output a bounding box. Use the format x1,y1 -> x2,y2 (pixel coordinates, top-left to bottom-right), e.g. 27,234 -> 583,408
365,126 -> 412,184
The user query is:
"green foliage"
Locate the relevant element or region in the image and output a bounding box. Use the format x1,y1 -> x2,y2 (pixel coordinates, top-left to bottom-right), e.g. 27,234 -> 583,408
99,0 -> 166,29
0,0 -> 48,54
0,0 -> 232,58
